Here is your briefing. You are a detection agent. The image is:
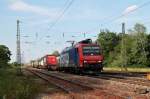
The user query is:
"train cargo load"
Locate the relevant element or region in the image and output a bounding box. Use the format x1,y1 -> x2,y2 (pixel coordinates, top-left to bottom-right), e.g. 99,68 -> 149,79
38,55 -> 58,70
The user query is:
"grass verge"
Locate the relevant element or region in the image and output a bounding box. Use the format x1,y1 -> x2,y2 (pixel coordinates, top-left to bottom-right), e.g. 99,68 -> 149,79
104,67 -> 150,72
0,68 -> 44,99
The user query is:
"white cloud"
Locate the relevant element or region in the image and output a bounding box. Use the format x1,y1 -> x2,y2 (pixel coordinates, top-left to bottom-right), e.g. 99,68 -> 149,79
9,1 -> 57,18
123,5 -> 138,15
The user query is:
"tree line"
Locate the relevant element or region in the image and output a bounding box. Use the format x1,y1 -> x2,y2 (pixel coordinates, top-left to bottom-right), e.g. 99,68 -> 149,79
97,23 -> 150,67
0,45 -> 11,68
1,23 -> 150,68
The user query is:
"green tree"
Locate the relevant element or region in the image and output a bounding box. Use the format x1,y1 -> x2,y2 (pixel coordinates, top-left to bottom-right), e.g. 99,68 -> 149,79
97,30 -> 119,66
111,23 -> 148,67
110,34 -> 133,67
0,45 -> 11,68
134,23 -> 146,33
129,23 -> 148,66
97,23 -> 149,68
146,34 -> 150,66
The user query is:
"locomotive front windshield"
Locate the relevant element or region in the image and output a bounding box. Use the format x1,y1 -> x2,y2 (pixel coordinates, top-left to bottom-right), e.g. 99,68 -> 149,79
83,46 -> 101,55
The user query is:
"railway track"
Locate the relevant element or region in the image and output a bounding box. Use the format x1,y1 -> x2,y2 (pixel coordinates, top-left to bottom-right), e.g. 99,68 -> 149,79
34,69 -> 150,98
82,72 -> 150,95
94,73 -> 150,88
26,68 -> 127,99
26,68 -> 92,93
42,70 -> 150,90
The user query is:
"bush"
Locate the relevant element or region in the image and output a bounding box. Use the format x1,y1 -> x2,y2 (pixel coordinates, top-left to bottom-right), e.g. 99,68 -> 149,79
0,45 -> 11,68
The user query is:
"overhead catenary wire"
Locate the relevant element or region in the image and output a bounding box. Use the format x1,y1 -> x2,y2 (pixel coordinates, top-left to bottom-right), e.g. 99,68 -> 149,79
39,0 -> 74,41
24,0 -> 73,55
85,0 -> 150,34
31,0 -> 150,46
65,0 -> 149,35
24,1 -> 150,63
33,2 -> 150,46
104,0 -> 150,25
40,0 -> 150,43
82,1 -> 150,71
49,0 -> 74,31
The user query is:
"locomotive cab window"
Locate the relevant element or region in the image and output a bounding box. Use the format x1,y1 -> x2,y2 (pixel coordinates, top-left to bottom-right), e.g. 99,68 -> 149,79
75,48 -> 78,53
82,46 -> 101,55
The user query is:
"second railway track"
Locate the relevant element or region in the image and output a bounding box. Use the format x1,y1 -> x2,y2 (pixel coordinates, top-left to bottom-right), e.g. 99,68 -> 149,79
90,73 -> 150,88
25,68 -> 150,99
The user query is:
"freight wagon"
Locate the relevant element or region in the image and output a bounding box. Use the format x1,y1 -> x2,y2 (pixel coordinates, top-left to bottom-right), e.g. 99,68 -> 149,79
32,55 -> 58,70
31,60 -> 39,68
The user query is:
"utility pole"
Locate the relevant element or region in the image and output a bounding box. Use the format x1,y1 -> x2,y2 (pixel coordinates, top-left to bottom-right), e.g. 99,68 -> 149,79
83,33 -> 86,38
21,51 -> 24,66
36,32 -> 38,40
122,23 -> 125,34
63,33 -> 64,38
16,20 -> 22,74
121,22 -> 127,71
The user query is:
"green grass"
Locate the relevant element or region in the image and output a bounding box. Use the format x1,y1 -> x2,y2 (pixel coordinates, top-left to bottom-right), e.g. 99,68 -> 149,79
104,67 -> 150,72
0,68 -> 44,99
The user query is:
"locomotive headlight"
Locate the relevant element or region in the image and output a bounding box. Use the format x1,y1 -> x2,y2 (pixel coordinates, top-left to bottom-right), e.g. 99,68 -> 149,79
98,61 -> 102,63
84,61 -> 87,63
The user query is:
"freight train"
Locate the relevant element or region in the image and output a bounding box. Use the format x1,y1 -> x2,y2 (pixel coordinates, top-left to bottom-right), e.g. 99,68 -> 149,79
31,55 -> 58,70
31,39 -> 104,72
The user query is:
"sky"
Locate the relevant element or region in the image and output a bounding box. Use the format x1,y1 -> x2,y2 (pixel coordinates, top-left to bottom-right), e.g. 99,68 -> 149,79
1,0 -> 150,63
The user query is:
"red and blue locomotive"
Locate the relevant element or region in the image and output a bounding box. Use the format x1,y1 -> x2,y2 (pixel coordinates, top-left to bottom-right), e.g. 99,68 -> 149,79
59,39 -> 104,72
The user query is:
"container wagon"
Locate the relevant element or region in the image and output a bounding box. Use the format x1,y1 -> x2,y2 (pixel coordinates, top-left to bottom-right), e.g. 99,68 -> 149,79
38,55 -> 58,70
